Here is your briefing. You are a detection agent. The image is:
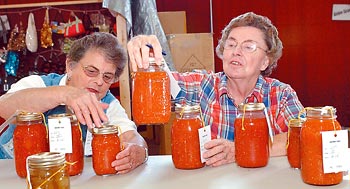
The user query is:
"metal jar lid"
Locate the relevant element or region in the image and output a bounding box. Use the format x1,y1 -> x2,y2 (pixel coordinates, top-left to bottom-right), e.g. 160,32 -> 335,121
305,106 -> 337,118
48,113 -> 78,124
92,124 -> 119,135
27,152 -> 66,169
288,118 -> 305,128
175,103 -> 201,114
237,103 -> 265,111
16,112 -> 43,122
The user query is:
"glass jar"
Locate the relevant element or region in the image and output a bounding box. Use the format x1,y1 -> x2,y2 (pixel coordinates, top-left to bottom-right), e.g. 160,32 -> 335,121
27,152 -> 70,189
300,106 -> 343,185
91,124 -> 121,175
13,112 -> 49,178
48,113 -> 84,176
287,118 -> 304,169
171,104 -> 205,169
234,103 -> 269,168
132,58 -> 171,125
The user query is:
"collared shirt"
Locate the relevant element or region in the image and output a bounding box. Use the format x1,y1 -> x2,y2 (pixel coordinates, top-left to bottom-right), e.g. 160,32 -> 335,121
173,71 -> 304,140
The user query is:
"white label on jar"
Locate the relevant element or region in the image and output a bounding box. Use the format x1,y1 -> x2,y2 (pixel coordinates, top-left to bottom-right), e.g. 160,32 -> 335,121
199,125 -> 211,163
321,130 -> 348,173
84,129 -> 93,156
48,117 -> 72,153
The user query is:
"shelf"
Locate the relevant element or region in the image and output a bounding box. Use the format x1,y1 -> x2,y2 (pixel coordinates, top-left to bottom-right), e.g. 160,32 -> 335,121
0,0 -> 102,9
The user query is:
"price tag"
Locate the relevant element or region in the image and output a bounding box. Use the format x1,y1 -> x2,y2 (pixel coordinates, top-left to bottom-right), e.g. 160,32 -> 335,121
321,130 -> 348,173
198,125 -> 211,163
48,117 -> 72,153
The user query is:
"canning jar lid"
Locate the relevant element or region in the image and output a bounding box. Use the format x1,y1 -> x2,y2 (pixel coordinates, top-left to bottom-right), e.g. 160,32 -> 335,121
16,112 -> 43,122
237,103 -> 265,111
91,124 -> 119,135
175,103 -> 201,114
288,118 -> 305,128
27,152 -> 66,168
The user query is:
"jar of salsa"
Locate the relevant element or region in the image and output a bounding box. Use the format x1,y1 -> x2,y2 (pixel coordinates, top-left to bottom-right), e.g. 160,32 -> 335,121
91,124 -> 121,175
13,112 -> 49,178
300,106 -> 343,185
132,57 -> 171,125
287,118 -> 304,169
48,113 -> 84,176
27,152 -> 70,189
234,103 -> 269,168
171,104 -> 205,169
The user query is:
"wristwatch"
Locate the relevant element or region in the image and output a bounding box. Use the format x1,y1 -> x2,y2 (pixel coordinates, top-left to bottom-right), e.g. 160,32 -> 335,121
143,147 -> 149,163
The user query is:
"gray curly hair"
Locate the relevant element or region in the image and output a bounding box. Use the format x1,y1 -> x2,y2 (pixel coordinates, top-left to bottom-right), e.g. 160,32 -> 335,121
215,12 -> 283,76
67,32 -> 127,78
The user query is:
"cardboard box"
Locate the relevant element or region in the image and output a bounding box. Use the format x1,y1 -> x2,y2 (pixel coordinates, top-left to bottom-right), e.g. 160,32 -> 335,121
158,11 -> 187,34
167,33 -> 215,72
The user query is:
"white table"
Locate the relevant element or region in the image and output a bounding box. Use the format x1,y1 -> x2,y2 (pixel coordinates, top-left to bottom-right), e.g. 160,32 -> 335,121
0,156 -> 349,189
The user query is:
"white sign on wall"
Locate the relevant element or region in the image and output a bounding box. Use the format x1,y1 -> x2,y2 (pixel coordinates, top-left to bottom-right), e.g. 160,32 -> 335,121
332,4 -> 350,20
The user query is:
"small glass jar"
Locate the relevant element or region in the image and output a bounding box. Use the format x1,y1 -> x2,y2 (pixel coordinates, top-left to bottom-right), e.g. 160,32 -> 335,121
48,113 -> 84,176
13,112 -> 49,178
132,57 -> 171,125
91,124 -> 121,175
27,152 -> 70,189
287,118 -> 304,169
300,106 -> 343,185
171,104 -> 205,169
234,103 -> 269,168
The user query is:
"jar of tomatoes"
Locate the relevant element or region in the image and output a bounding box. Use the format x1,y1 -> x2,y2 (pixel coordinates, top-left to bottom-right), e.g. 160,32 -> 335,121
234,103 -> 269,168
91,124 -> 121,175
287,118 -> 304,169
13,112 -> 49,178
48,113 -> 84,176
132,57 -> 171,125
27,152 -> 70,189
300,106 -> 343,185
171,104 -> 205,169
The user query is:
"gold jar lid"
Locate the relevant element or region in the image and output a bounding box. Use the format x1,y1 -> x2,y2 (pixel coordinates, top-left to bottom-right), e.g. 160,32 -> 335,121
92,124 -> 119,135
237,103 -> 265,111
305,106 -> 337,118
27,152 -> 66,168
175,103 -> 201,114
48,113 -> 78,124
288,118 -> 305,128
16,112 -> 43,122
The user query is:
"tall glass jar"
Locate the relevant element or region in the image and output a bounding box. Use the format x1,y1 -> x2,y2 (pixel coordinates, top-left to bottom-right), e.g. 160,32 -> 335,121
48,113 -> 84,176
287,118 -> 304,169
132,57 -> 171,125
91,124 -> 121,175
171,104 -> 205,169
300,106 -> 343,185
27,152 -> 70,189
234,103 -> 269,168
13,112 -> 49,178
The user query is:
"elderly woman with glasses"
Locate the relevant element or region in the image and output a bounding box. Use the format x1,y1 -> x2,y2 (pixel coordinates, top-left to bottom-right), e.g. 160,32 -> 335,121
127,12 -> 304,167
0,32 -> 147,174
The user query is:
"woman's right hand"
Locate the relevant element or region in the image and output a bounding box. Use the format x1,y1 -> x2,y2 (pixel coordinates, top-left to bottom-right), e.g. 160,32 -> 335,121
127,35 -> 163,72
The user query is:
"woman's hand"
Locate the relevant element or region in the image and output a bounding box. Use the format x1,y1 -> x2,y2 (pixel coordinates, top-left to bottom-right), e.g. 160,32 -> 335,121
203,138 -> 235,167
64,86 -> 108,128
111,142 -> 147,174
127,35 -> 163,72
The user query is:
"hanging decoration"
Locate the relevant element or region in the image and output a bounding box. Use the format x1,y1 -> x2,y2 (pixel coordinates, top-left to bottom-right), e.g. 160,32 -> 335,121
5,51 -> 20,76
26,12 -> 38,52
7,22 -> 26,51
41,8 -> 54,48
64,11 -> 85,37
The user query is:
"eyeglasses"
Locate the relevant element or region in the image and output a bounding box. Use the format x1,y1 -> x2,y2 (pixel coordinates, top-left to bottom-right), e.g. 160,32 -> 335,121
81,65 -> 116,84
224,39 -> 268,54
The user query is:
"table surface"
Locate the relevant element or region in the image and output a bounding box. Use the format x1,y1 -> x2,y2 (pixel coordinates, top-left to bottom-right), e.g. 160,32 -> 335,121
0,155 -> 349,189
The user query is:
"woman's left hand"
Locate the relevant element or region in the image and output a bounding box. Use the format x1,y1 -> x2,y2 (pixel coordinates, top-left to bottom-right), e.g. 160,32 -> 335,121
203,138 -> 235,167
111,143 -> 147,174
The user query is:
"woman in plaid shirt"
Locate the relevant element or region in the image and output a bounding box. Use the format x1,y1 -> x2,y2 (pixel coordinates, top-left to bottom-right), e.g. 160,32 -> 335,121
128,12 -> 303,167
